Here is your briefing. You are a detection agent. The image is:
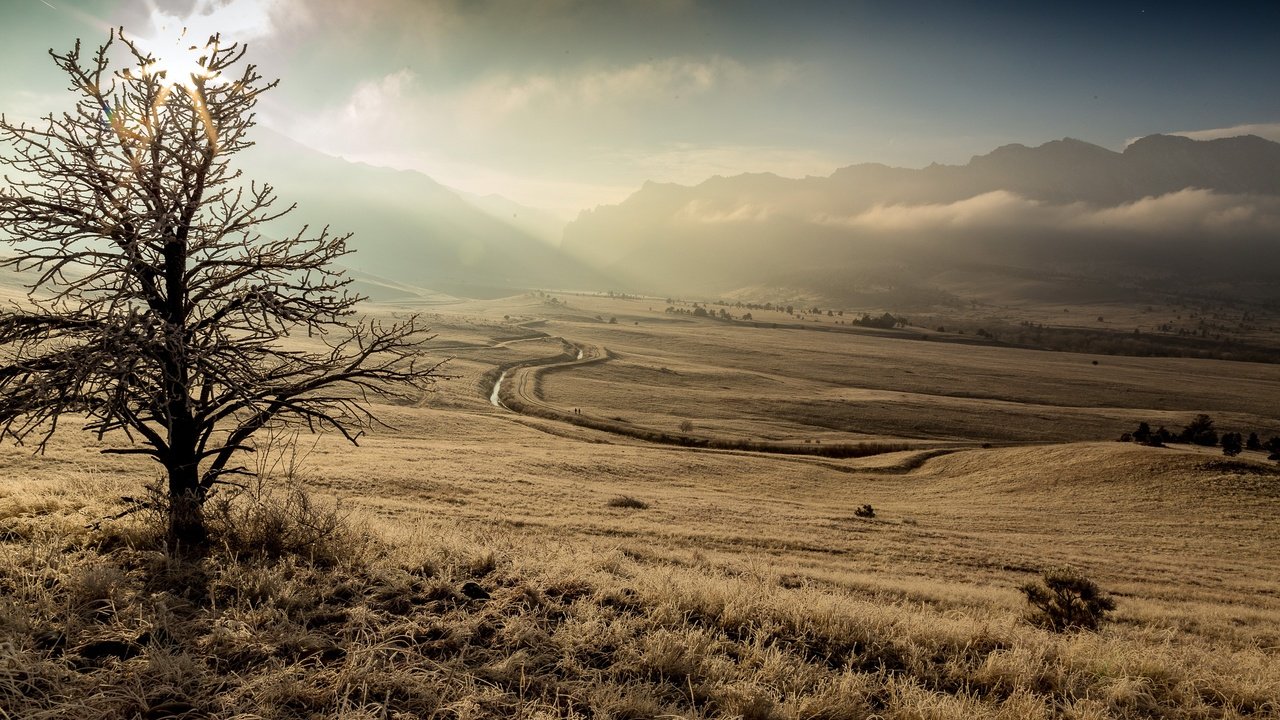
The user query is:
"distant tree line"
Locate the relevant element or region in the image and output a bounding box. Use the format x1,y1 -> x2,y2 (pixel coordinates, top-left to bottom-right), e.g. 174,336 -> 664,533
662,297 -> 916,330
984,320 -> 1280,364
663,296 -> 855,320
1120,414 -> 1280,460
851,312 -> 909,330
663,305 -> 765,322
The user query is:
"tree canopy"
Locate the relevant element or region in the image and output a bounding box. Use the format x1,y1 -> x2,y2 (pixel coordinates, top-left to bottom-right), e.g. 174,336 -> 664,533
0,30 -> 444,550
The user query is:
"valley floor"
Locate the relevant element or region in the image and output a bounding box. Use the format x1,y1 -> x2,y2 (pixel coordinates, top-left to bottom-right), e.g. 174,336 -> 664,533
2,292 -> 1278,718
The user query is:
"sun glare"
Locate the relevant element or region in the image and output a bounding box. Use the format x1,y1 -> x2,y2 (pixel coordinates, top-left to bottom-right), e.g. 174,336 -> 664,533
133,29 -> 223,90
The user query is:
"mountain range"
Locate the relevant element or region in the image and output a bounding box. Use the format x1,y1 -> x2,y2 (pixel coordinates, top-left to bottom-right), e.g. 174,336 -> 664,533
240,130 -> 1280,307
562,134 -> 1280,305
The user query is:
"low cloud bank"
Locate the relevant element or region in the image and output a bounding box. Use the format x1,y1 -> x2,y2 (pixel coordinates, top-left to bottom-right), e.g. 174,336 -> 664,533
822,189 -> 1280,238
677,188 -> 1280,241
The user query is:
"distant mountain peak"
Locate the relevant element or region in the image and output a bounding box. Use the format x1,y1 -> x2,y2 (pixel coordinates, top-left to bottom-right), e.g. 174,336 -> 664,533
1126,132 -> 1277,153
974,137 -> 1117,163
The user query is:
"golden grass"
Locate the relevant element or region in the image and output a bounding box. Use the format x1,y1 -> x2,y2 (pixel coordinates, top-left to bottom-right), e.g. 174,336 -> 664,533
1,292 -> 1278,718
2,451 -> 1278,718
406,294 -> 1280,448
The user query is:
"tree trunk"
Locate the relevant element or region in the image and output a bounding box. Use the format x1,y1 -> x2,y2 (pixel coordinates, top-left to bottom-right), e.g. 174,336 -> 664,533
167,460 -> 206,554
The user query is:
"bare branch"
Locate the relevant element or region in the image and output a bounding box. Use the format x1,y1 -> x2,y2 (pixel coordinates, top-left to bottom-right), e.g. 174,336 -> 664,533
0,29 -> 445,549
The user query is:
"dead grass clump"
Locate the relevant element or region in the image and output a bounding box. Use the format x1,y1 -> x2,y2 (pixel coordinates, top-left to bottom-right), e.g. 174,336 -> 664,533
607,495 -> 650,510
206,480 -> 361,567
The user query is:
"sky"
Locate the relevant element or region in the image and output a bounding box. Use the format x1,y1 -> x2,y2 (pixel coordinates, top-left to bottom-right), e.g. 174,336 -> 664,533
1,0 -> 1278,216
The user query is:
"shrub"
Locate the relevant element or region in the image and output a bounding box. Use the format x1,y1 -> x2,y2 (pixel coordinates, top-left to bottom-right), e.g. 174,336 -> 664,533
1221,432 -> 1243,457
1020,566 -> 1115,632
679,419 -> 695,433
853,504 -> 875,519
1182,414 -> 1218,446
607,496 -> 650,510
206,480 -> 356,566
1132,422 -> 1151,443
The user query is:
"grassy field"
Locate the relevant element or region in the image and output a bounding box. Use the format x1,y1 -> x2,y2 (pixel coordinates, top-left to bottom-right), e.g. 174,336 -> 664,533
455,293 -> 1280,445
2,292 -> 1278,718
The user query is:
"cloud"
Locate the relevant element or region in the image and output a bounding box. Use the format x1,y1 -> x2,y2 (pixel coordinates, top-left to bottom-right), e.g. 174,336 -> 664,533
820,191 -> 1044,232
284,54 -> 790,149
144,0 -> 302,45
677,199 -> 775,224
1131,122 -> 1280,145
453,56 -> 795,125
341,68 -> 416,125
1077,189 -> 1280,236
813,189 -> 1280,239
281,68 -> 424,158
274,54 -> 802,210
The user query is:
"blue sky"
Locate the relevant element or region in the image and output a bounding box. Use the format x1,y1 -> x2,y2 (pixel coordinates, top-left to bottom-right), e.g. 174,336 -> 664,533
1,0 -> 1277,213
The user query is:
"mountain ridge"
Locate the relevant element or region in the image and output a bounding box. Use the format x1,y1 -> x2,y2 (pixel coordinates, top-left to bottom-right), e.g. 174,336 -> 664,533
561,133 -> 1280,304
239,129 -> 597,297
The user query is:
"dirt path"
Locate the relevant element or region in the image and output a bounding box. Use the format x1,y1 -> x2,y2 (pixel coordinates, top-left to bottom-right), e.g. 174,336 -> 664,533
497,340 -> 608,414
487,338 -> 952,459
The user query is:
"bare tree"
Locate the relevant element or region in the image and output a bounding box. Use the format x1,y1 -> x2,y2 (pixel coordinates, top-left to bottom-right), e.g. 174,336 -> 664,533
0,30 -> 444,551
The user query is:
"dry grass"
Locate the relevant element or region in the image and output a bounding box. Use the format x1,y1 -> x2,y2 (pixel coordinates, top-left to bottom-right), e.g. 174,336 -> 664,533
605,495 -> 649,510
1,292 -> 1278,718
410,293 -> 1280,447
2,460 -> 1278,719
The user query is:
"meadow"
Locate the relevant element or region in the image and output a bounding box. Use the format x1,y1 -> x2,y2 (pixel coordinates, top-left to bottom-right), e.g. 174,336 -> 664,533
1,291 -> 1278,719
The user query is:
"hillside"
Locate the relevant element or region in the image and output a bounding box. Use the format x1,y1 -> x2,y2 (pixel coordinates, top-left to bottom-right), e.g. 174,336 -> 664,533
238,130 -> 601,297
562,135 -> 1280,305
5,432 -> 1277,719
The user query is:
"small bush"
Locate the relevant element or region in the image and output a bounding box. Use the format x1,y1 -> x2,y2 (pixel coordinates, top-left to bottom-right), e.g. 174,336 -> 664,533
853,504 -> 875,519
206,480 -> 356,566
607,496 -> 650,510
1221,432 -> 1243,457
1020,566 -> 1115,632
679,419 -> 694,433
1132,422 -> 1151,443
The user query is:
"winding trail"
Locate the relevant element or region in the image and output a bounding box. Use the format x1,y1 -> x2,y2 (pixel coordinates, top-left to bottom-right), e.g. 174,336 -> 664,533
486,336 -> 951,460
489,371 -> 508,409
497,340 -> 609,417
